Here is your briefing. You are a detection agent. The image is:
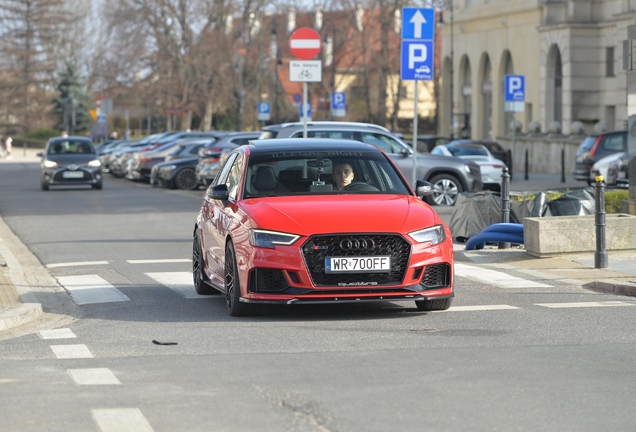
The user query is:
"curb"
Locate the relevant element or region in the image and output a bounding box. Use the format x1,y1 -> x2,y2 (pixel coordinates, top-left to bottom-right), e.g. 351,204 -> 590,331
0,303 -> 43,332
583,280 -> 636,297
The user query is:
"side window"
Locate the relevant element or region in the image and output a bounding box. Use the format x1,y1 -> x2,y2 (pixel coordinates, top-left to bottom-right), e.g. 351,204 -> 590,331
360,132 -> 406,154
313,130 -> 355,139
291,131 -> 304,138
213,153 -> 237,186
603,134 -> 624,151
226,153 -> 244,200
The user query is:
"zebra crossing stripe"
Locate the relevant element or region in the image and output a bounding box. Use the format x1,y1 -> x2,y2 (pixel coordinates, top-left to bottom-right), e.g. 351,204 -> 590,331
145,272 -> 217,299
535,301 -> 635,309
448,305 -> 519,311
56,275 -> 130,305
50,344 -> 93,359
67,368 -> 121,385
38,328 -> 76,339
91,408 -> 155,432
454,263 -> 552,288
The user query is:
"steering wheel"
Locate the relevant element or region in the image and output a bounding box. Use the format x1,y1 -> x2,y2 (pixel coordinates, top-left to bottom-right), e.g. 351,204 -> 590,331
342,182 -> 380,192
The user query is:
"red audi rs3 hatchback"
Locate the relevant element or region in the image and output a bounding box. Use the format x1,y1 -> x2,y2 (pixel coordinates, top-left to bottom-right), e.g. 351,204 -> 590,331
193,138 -> 454,316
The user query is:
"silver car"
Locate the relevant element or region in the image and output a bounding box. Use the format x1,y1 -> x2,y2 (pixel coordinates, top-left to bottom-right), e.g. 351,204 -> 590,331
259,121 -> 482,205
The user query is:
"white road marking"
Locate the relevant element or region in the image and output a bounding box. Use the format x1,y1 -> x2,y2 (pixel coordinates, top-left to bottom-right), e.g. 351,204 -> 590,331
67,368 -> 121,385
145,272 -> 216,299
535,301 -> 635,309
50,344 -> 93,359
447,305 -> 520,312
56,275 -> 130,305
92,408 -> 155,432
38,328 -> 76,339
46,261 -> 109,268
454,263 -> 552,288
127,259 -> 191,264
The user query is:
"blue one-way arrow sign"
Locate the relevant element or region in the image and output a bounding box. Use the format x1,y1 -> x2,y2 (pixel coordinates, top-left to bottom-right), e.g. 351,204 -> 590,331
402,8 -> 435,40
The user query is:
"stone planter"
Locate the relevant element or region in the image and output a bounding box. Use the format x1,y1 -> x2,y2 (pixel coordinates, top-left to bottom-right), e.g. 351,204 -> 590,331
524,214 -> 636,257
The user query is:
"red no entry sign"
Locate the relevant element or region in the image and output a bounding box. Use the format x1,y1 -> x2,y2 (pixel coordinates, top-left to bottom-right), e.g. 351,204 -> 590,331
289,27 -> 322,60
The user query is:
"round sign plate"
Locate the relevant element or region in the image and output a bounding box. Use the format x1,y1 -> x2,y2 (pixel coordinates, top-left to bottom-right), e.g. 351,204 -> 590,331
289,27 -> 322,60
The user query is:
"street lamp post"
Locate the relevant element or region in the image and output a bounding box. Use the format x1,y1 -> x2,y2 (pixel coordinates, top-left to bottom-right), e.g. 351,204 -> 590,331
271,24 -> 283,124
322,20 -> 337,121
449,0 -> 454,139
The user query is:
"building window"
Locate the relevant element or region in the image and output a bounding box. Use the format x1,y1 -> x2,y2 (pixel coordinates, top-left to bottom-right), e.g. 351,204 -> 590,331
351,86 -> 367,99
398,86 -> 407,99
606,47 -> 615,77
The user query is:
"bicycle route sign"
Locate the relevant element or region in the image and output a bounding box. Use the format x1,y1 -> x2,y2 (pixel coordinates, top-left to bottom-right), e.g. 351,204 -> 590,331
289,27 -> 322,60
289,60 -> 322,82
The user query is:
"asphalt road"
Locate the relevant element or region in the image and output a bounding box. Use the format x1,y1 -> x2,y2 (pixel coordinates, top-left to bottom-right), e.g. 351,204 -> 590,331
1,161 -> 636,432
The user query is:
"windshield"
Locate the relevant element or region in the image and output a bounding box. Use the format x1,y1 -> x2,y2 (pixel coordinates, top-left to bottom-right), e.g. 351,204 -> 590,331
578,136 -> 597,153
446,145 -> 488,157
48,140 -> 95,155
243,150 -> 410,197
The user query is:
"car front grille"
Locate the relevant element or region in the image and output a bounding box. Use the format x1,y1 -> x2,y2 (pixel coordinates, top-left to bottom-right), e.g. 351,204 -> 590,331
421,263 -> 450,289
301,234 -> 411,287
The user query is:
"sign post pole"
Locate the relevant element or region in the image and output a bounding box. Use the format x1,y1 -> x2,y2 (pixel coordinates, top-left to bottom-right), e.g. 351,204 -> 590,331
303,82 -> 308,138
401,7 -> 435,188
512,111 -> 516,177
412,81 -> 418,186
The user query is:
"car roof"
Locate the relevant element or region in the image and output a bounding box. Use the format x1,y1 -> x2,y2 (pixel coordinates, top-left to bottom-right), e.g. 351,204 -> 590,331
247,138 -> 378,154
49,136 -> 92,142
262,121 -> 392,134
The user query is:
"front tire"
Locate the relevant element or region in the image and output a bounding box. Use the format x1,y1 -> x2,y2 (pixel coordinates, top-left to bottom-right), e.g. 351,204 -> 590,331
174,168 -> 198,190
225,242 -> 261,317
93,182 -> 103,190
426,174 -> 463,206
415,298 -> 453,311
193,230 -> 218,295
41,182 -> 49,191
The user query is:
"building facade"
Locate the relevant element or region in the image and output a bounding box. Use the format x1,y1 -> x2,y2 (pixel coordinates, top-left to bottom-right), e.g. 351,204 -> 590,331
439,0 -> 635,139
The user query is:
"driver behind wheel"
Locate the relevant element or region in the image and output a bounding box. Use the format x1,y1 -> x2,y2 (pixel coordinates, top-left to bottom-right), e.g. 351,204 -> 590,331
332,161 -> 355,191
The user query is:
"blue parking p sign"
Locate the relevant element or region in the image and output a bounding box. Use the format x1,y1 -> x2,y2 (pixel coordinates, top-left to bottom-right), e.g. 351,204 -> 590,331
257,102 -> 270,121
504,75 -> 525,101
401,7 -> 435,81
331,92 -> 346,117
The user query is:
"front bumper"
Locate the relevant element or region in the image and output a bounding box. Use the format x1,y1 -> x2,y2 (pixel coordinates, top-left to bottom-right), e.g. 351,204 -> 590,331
226,233 -> 454,305
42,167 -> 102,186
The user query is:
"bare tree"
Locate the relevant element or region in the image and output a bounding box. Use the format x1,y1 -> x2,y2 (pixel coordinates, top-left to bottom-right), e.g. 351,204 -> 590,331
0,0 -> 68,133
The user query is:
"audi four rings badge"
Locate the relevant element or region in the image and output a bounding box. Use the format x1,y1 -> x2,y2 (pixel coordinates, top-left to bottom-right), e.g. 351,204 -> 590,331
339,239 -> 375,251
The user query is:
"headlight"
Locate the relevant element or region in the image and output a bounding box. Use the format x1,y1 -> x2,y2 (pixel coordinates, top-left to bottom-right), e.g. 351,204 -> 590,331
408,225 -> 446,245
88,160 -> 101,167
43,160 -> 57,168
160,165 -> 178,172
249,229 -> 300,249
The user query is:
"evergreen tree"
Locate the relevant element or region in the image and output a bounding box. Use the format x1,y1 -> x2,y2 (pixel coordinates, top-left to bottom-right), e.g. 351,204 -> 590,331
51,62 -> 93,134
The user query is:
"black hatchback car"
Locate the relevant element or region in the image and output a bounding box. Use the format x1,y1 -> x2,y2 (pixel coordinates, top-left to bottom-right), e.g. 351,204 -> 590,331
38,137 -> 102,190
573,131 -> 627,184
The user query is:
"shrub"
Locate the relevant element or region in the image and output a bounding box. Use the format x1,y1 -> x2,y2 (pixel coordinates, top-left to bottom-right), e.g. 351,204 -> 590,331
605,189 -> 630,214
22,128 -> 60,141
510,189 -> 629,213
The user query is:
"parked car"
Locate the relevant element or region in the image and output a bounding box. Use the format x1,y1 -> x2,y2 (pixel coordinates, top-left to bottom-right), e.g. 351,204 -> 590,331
259,121 -> 482,206
38,136 -> 102,190
431,142 -> 507,191
414,135 -> 451,153
573,131 -> 627,185
609,152 -> 633,189
449,139 -> 512,173
195,132 -> 261,186
193,138 -> 454,316
591,152 -> 626,186
108,141 -> 152,178
127,138 -> 209,181
150,157 -> 200,190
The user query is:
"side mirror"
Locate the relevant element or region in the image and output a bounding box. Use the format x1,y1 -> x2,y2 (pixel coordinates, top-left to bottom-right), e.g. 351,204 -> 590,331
400,148 -> 411,157
36,152 -> 44,157
415,180 -> 433,198
206,183 -> 229,200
